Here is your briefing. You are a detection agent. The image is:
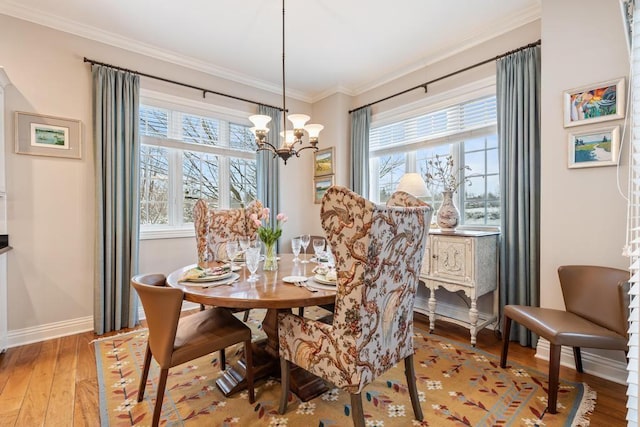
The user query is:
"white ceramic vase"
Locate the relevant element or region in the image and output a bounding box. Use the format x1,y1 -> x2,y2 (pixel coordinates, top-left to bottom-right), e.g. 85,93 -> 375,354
437,190 -> 460,231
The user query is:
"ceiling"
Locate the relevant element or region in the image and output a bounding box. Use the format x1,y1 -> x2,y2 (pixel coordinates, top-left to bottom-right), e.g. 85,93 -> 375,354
0,0 -> 540,102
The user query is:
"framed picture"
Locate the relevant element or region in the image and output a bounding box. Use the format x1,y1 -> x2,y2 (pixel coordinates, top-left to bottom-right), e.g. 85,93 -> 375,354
15,112 -> 82,159
313,175 -> 335,204
568,125 -> 619,169
313,147 -> 334,176
563,78 -> 625,127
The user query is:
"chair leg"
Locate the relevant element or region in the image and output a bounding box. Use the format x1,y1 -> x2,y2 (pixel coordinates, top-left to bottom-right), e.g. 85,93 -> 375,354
279,358 -> 290,414
573,347 -> 583,373
199,304 -> 205,311
152,368 -> 169,427
500,315 -> 512,368
404,354 -> 423,421
547,344 -> 561,414
245,340 -> 255,403
137,343 -> 152,402
350,393 -> 365,427
243,310 -> 250,322
219,349 -> 226,371
298,307 -> 304,316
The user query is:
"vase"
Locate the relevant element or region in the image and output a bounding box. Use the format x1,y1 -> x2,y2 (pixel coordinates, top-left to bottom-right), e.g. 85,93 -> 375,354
437,190 -> 460,231
263,241 -> 278,271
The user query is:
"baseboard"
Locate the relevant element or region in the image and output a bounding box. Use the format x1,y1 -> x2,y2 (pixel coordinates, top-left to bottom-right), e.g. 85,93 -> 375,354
536,337 -> 627,385
6,301 -> 202,350
6,316 -> 94,349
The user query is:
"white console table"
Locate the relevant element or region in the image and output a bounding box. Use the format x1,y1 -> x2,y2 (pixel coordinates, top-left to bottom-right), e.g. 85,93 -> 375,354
419,229 -> 499,346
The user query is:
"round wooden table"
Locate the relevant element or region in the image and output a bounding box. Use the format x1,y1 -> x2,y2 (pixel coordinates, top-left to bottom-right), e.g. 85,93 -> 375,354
166,254 -> 336,401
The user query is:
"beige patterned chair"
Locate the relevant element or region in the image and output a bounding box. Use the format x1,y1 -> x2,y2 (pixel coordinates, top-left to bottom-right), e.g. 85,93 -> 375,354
278,186 -> 433,427
194,199 -> 264,268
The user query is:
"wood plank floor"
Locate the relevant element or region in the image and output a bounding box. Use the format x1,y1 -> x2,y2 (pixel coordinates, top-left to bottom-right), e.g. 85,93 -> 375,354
0,312 -> 628,426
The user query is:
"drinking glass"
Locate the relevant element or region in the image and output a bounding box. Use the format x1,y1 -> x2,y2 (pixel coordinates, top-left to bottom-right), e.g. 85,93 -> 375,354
312,238 -> 325,262
239,236 -> 250,252
226,240 -> 239,270
245,246 -> 261,282
300,234 -> 310,263
291,237 -> 302,262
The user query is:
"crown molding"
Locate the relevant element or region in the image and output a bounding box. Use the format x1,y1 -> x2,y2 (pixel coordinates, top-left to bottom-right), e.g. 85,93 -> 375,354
0,1 -> 312,103
352,3 -> 541,96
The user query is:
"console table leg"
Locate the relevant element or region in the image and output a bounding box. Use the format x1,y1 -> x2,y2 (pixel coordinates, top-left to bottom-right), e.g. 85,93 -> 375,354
428,288 -> 437,332
469,299 -> 479,346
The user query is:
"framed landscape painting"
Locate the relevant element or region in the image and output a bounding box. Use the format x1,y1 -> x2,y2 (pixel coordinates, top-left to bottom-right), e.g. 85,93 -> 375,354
15,112 -> 82,159
313,147 -> 334,176
313,175 -> 334,204
568,125 -> 619,168
563,78 -> 625,127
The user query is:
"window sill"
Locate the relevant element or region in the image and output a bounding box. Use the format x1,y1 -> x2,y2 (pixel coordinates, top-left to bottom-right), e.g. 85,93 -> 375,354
140,227 -> 195,240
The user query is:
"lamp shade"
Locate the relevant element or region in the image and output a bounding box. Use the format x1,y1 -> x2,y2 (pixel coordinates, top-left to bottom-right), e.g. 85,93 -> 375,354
287,114 -> 310,129
249,114 -> 272,130
396,173 -> 429,197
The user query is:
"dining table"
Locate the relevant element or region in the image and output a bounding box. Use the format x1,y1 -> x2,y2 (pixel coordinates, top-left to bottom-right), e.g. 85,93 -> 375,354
166,253 -> 337,402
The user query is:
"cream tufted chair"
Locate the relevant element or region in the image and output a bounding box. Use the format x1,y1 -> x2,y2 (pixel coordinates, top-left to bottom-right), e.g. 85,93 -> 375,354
277,186 -> 433,427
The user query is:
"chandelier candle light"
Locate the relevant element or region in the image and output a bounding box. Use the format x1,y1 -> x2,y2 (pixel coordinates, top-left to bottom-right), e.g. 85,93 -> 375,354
248,0 -> 323,164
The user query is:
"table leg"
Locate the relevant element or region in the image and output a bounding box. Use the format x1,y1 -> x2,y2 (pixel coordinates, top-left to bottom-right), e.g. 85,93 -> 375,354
216,308 -> 328,401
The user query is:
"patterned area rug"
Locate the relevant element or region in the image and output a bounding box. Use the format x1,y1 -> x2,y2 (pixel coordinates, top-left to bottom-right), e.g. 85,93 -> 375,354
95,309 -> 595,426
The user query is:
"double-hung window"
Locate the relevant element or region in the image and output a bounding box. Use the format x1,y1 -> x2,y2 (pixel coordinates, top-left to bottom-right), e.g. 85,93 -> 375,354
369,91 -> 500,227
139,93 -> 257,238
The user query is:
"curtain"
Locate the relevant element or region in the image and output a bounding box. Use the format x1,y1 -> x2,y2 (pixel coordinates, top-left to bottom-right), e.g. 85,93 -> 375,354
350,107 -> 371,196
497,45 -> 541,347
92,65 -> 141,334
256,105 -> 281,248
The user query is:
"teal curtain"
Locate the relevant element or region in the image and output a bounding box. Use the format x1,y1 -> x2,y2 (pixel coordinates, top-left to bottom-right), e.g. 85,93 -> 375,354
497,46 -> 541,347
256,105 -> 281,248
350,107 -> 371,196
92,65 -> 141,334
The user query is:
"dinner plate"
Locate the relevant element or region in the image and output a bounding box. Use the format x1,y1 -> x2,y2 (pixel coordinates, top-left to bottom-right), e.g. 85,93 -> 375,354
313,274 -> 336,285
183,272 -> 240,287
307,281 -> 338,291
184,271 -> 233,282
282,275 -> 309,284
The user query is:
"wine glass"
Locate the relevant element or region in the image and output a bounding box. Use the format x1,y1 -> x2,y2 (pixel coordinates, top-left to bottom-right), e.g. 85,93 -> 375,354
238,236 -> 250,262
300,234 -> 310,263
226,240 -> 239,271
245,246 -> 261,282
291,237 -> 302,262
313,238 -> 325,262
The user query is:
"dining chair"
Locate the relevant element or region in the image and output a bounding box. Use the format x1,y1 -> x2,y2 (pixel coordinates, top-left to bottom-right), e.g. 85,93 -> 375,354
500,265 -> 629,413
278,186 -> 433,427
132,273 -> 255,427
194,198 -> 264,327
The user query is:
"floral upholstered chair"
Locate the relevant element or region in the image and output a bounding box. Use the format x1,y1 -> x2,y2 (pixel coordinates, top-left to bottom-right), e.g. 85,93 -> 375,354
194,199 -> 263,268
278,186 -> 433,427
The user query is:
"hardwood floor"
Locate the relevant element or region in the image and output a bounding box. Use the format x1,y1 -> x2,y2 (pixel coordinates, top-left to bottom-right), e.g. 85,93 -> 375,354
0,312 -> 628,426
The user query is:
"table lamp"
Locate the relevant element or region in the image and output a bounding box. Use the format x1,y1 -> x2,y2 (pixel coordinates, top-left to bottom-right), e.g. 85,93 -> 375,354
396,173 -> 429,197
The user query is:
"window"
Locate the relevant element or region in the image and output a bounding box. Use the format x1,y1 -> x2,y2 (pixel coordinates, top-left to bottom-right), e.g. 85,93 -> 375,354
139,98 -> 258,238
369,94 -> 499,227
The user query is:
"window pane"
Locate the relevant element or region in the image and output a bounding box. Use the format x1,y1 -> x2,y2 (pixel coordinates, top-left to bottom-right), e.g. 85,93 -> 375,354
140,145 -> 169,224
140,107 -> 168,137
182,114 -> 219,146
230,157 -> 258,207
486,134 -> 498,149
377,153 -> 404,203
487,148 -> 499,174
464,137 -> 485,152
183,151 -> 218,222
229,123 -> 256,152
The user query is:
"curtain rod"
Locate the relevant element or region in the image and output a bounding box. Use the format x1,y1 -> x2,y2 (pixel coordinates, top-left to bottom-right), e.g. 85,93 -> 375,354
348,39 -> 541,114
83,57 -> 286,112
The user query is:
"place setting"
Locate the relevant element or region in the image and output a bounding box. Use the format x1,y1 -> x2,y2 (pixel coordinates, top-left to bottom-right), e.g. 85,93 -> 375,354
178,265 -> 240,288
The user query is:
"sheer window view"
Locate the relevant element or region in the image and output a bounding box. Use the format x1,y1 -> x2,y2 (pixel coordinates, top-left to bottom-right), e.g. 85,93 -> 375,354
369,95 -> 500,226
139,104 -> 257,230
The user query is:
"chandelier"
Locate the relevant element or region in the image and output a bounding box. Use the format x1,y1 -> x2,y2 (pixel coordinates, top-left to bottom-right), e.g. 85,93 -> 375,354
249,0 -> 323,164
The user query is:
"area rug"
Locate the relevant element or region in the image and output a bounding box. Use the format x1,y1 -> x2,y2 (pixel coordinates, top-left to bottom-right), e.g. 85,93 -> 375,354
95,309 -> 595,426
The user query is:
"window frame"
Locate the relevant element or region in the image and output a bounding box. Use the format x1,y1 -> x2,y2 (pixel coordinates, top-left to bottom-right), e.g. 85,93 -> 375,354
139,90 -> 257,240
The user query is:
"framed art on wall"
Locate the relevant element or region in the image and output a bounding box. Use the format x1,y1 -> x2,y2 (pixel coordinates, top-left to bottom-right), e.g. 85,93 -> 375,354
313,147 -> 334,176
313,175 -> 334,204
15,112 -> 82,159
563,78 -> 625,127
568,125 -> 619,169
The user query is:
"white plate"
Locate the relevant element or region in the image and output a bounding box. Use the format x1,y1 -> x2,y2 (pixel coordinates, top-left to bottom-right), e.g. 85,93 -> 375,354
282,275 -> 309,284
307,281 -> 338,291
230,265 -> 242,272
183,271 -> 233,282
313,274 -> 337,285
184,272 -> 240,287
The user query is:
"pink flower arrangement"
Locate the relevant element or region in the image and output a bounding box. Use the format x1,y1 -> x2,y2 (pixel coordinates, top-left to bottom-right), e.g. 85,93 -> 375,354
251,208 -> 287,246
